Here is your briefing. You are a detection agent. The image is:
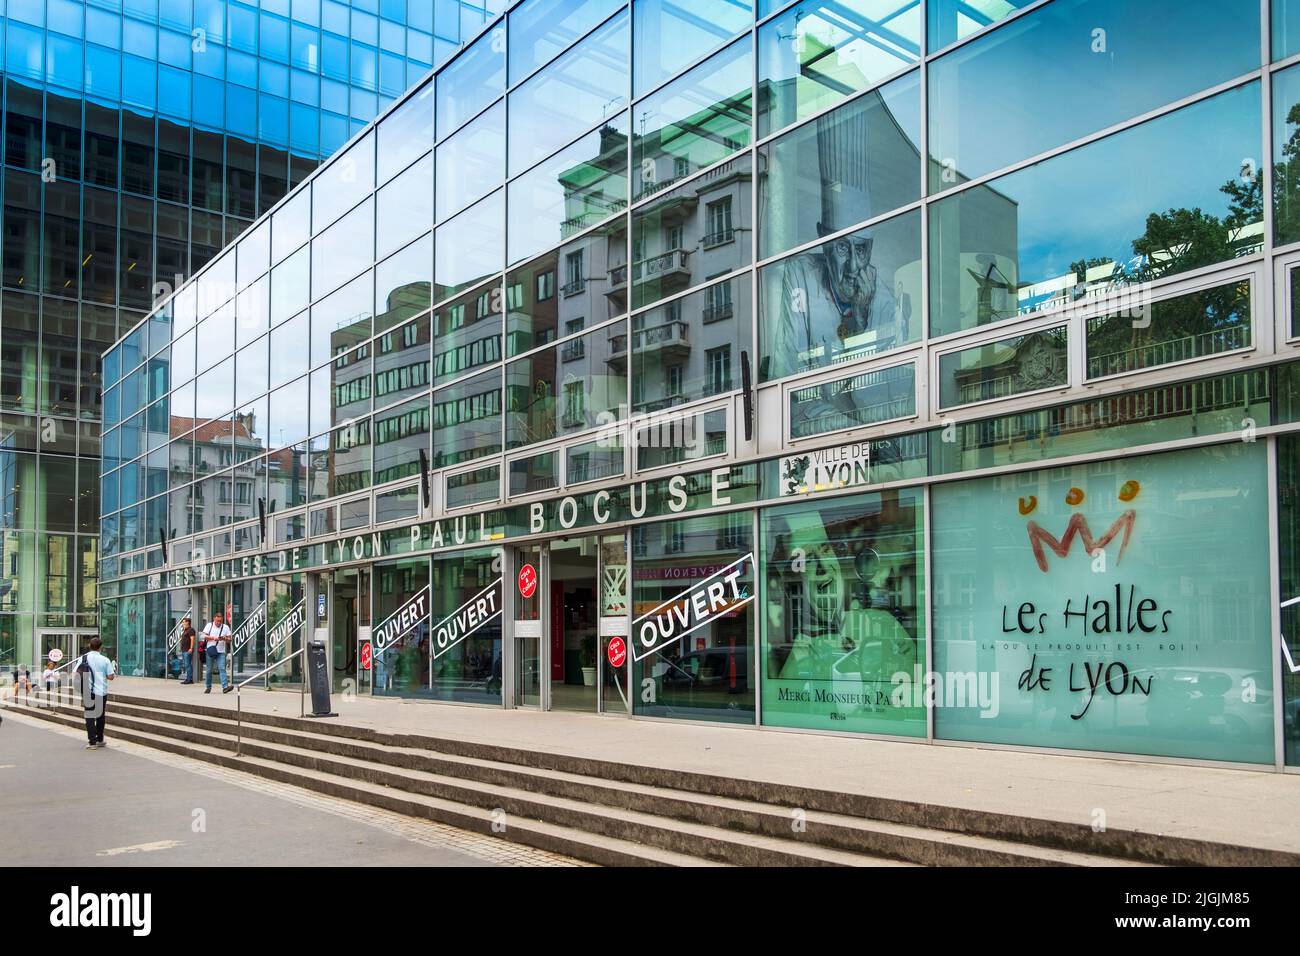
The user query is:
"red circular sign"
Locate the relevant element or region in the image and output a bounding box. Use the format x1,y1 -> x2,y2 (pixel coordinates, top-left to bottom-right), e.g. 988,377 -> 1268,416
518,563 -> 538,599
607,636 -> 627,669
360,642 -> 372,671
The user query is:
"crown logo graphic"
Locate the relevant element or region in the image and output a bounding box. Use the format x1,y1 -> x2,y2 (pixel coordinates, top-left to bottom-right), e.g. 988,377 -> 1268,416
1021,480 -> 1140,573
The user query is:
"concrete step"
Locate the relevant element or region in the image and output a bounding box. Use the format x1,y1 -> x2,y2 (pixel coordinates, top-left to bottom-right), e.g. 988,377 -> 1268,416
15,705 -> 716,867
100,692 -> 1224,864
19,705 -> 915,867
22,699 -> 1143,867
72,697 -> 1145,867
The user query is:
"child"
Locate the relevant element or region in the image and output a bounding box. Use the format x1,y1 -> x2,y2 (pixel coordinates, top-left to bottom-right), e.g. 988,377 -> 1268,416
41,657 -> 59,701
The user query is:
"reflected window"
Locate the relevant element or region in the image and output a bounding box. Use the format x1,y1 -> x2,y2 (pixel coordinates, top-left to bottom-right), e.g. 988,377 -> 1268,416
375,314 -> 432,408
506,326 -> 626,448
938,326 -> 1068,409
446,464 -> 500,509
509,450 -> 557,495
788,361 -> 916,439
1085,279 -> 1252,380
506,217 -> 628,357
431,371 -> 503,469
632,154 -> 752,309
631,275 -> 750,413
637,407 -> 727,469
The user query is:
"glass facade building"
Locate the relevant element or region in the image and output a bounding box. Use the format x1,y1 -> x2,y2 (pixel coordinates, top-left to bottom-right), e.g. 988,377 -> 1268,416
99,0 -> 1300,770
0,0 -> 503,669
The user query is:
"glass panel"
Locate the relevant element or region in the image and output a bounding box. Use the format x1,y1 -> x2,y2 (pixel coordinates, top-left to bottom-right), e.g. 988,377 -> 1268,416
757,0 -> 920,138
757,72 -> 920,260
435,190 -> 504,303
510,0 -> 624,84
938,326 -> 1069,409
235,335 -> 270,407
505,217 -> 628,358
311,131 -> 375,231
505,326 -> 626,448
312,271 -> 374,367
269,376 -> 310,448
932,442 -> 1274,764
271,186 -> 310,264
762,488 -> 925,736
431,371 -> 503,469
509,451 -> 557,495
430,547 -> 503,703
436,27 -> 505,140
433,279 -> 503,387
631,153 -> 752,309
941,2 -> 1257,194
330,419 -> 372,497
235,273 -> 270,348
633,0 -> 752,97
632,513 -> 754,723
376,154 -> 432,259
927,83 -> 1261,338
376,235 -> 432,333
566,435 -> 624,484
377,81 -> 433,184
631,275 -> 751,412
446,464 -> 501,508
311,197 -> 374,300
436,100 -> 505,221
373,556 -> 431,697
928,0 -> 1034,50
507,10 -> 628,177
1272,63 -> 1300,246
507,116 -> 630,266
636,407 -> 728,469
1281,434 -> 1300,766
372,396 -> 429,485
270,245 -> 311,327
789,361 -> 916,439
759,208 -> 922,381
632,39 -> 752,203
1086,279 -> 1252,380
374,312 -> 431,408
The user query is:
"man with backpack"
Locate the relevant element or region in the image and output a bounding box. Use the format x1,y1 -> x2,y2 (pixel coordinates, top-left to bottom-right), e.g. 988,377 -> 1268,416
77,637 -> 115,750
202,610 -> 233,694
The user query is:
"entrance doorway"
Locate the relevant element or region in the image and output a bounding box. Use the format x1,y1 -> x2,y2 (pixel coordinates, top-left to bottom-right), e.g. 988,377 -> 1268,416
331,567 -> 368,693
509,532 -> 629,714
36,629 -> 95,666
549,538 -> 598,712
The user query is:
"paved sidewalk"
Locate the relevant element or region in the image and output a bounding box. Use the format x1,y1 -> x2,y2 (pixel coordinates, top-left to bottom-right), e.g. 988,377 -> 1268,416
21,676 -> 1300,855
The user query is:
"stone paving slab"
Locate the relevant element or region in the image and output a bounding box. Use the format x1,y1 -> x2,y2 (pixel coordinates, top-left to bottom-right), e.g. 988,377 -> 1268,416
15,677 -> 1297,856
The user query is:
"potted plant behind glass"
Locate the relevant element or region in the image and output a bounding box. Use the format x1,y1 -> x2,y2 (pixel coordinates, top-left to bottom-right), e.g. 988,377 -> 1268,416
580,634 -> 597,687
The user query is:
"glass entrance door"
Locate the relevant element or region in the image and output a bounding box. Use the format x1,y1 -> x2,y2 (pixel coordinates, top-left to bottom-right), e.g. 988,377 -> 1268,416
512,543 -> 543,707
37,629 -> 95,667
332,567 -> 367,692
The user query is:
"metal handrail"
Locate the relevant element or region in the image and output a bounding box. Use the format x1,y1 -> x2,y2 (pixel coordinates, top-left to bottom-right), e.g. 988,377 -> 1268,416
236,647 -> 305,756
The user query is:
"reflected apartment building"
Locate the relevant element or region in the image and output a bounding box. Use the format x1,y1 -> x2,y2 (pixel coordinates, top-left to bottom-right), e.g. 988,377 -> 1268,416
99,0 -> 1300,772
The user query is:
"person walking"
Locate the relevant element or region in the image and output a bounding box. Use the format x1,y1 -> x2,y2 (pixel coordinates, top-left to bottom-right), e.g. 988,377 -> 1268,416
202,610 -> 233,694
178,617 -> 197,684
78,637 -> 115,749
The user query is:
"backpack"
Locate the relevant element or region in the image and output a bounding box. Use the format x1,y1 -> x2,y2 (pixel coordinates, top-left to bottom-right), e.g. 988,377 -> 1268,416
76,655 -> 97,710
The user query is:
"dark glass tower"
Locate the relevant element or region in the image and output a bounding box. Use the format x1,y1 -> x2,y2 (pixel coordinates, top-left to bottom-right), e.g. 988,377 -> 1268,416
0,0 -> 502,669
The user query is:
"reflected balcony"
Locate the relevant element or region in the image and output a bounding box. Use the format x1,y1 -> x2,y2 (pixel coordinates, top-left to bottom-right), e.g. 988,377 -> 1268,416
631,319 -> 690,362
632,248 -> 691,285
560,339 -> 586,363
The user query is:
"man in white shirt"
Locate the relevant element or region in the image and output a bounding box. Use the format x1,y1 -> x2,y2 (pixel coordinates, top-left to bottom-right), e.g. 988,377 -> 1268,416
79,637 -> 115,749
202,610 -> 234,695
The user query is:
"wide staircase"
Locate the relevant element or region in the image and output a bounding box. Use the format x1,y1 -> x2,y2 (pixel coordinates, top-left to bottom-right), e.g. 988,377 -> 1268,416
16,691 -> 1289,867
